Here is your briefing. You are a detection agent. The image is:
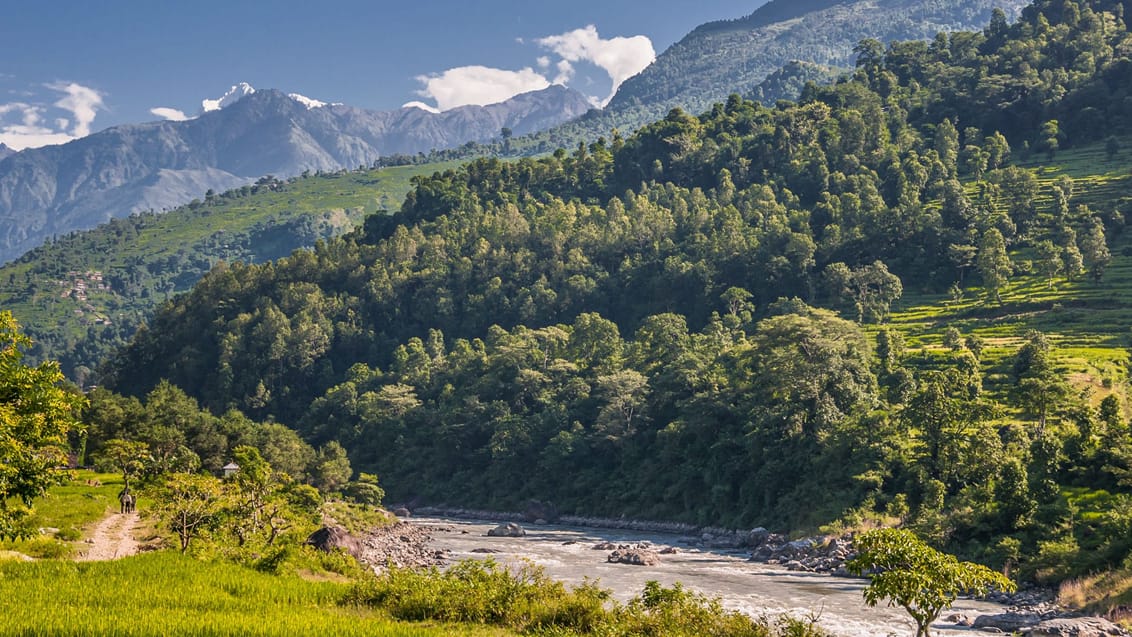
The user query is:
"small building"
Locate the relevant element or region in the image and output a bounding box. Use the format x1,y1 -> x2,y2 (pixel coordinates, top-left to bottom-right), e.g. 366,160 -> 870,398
222,462 -> 240,478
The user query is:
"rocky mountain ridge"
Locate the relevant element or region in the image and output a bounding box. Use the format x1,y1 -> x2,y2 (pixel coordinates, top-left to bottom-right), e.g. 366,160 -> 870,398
0,85 -> 591,263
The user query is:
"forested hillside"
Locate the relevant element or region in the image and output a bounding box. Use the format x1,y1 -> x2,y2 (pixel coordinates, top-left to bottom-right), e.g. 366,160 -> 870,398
0,162 -> 453,381
105,0 -> 1132,579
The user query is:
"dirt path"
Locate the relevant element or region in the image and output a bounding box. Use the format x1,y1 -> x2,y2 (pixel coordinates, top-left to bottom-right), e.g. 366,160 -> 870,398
78,511 -> 141,561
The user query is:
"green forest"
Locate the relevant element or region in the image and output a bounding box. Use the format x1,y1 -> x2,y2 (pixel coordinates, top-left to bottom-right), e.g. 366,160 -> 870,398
58,0 -> 1132,587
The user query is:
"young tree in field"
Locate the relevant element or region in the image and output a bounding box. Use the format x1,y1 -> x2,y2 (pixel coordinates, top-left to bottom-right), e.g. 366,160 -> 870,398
976,228 -> 1011,304
1079,217 -> 1111,282
1035,240 -> 1064,288
848,528 -> 1014,637
159,472 -> 225,552
0,311 -> 86,540
96,438 -> 150,491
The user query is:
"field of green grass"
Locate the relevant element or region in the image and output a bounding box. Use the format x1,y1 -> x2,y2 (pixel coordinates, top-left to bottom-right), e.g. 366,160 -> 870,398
0,552 -> 508,637
886,140 -> 1132,411
0,472 -> 124,559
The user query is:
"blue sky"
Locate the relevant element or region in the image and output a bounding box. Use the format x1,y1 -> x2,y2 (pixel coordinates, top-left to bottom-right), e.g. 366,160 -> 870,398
0,0 -> 762,150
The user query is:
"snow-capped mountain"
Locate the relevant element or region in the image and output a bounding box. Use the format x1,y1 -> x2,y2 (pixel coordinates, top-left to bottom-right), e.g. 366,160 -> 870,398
0,85 -> 593,263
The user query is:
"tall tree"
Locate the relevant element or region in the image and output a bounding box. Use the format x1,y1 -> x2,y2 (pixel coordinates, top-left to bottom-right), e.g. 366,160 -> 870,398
1079,217 -> 1111,282
0,311 -> 86,540
976,228 -> 1011,304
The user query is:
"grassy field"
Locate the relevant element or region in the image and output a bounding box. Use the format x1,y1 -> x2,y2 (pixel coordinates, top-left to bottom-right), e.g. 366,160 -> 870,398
886,139 -> 1132,411
0,552 -> 509,637
0,472 -> 125,559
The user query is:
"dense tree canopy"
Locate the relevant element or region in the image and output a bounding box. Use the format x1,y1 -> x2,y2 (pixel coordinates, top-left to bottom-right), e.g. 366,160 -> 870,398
0,311 -> 86,539
95,0 -> 1132,579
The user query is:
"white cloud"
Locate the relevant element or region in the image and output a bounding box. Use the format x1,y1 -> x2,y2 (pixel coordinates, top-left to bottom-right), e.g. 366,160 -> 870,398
150,107 -> 189,121
536,56 -> 551,69
553,60 -> 574,85
0,83 -> 105,150
48,82 -> 104,137
401,100 -> 441,114
536,25 -> 655,105
414,65 -> 550,111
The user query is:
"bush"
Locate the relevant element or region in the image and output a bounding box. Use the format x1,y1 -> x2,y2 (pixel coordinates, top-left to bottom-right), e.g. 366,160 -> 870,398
54,526 -> 82,541
345,559 -> 830,636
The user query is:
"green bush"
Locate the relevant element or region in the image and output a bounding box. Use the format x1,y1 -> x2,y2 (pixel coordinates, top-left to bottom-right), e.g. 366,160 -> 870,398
345,559 -> 829,636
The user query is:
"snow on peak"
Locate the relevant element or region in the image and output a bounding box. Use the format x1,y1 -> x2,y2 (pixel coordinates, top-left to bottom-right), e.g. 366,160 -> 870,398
288,93 -> 335,109
402,101 -> 441,114
202,82 -> 256,113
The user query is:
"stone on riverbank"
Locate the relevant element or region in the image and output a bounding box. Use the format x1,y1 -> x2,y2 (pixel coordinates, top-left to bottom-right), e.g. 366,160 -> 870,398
486,522 -> 526,537
608,548 -> 660,566
1023,617 -> 1129,636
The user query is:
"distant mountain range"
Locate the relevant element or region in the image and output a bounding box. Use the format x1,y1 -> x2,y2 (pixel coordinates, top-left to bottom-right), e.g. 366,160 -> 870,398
607,0 -> 1029,117
0,0 -> 1030,264
0,85 -> 591,263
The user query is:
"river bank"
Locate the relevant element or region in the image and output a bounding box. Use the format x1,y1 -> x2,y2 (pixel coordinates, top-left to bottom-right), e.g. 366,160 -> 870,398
409,516 -> 1009,637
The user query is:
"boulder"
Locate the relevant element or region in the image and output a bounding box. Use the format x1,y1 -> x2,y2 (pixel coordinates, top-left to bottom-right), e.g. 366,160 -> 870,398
306,525 -> 362,558
746,527 -> 771,547
608,549 -> 661,566
593,541 -> 619,550
973,612 -> 1043,632
1023,617 -> 1129,636
486,522 -> 526,537
392,507 -> 411,518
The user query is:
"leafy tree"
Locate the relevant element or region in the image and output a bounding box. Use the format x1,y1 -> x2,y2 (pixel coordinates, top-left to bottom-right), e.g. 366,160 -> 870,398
976,228 -> 1011,304
158,472 -> 225,552
1035,240 -> 1064,288
847,528 -> 1014,637
0,311 -> 86,540
1039,120 -> 1061,160
343,473 -> 386,508
1079,217 -> 1111,282
942,328 -> 962,351
96,438 -> 149,491
311,441 -> 353,493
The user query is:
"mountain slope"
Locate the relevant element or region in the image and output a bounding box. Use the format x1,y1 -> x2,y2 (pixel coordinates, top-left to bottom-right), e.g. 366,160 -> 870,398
607,0 -> 1028,117
0,85 -> 591,264
0,161 -> 454,381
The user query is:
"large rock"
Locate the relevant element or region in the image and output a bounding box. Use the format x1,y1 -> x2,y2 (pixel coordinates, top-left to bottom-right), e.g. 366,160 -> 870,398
486,522 -> 526,537
973,612 -> 1044,632
306,525 -> 362,558
1023,617 -> 1130,636
608,549 -> 661,566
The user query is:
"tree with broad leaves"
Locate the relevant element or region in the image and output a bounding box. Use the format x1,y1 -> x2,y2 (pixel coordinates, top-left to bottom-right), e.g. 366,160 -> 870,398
848,528 -> 1014,637
159,472 -> 225,552
0,311 -> 86,540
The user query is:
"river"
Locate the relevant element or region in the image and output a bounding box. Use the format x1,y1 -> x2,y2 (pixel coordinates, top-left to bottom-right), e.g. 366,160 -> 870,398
414,517 -> 1010,637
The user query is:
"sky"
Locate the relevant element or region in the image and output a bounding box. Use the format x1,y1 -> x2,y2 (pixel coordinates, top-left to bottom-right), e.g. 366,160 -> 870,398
0,0 -> 762,151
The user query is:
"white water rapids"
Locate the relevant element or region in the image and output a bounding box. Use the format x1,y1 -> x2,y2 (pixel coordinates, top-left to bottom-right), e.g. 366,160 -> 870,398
415,517 -> 1010,637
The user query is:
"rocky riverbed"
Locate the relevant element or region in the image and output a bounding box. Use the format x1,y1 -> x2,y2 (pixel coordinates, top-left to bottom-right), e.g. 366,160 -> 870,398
412,517 -> 1021,637
310,513 -> 1128,637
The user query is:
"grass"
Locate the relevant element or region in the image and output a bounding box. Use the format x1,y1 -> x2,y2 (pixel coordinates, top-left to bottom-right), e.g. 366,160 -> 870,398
321,500 -> 397,535
883,138 -> 1132,414
0,552 -> 508,637
0,471 -> 123,559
